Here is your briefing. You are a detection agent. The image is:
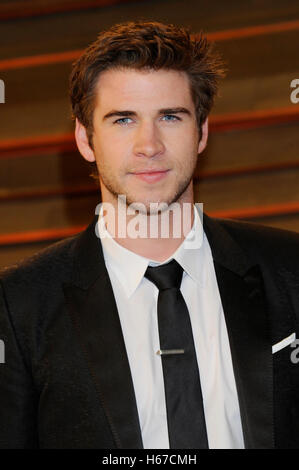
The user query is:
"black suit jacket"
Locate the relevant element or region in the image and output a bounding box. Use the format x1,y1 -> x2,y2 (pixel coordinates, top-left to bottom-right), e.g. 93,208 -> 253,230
0,213 -> 299,449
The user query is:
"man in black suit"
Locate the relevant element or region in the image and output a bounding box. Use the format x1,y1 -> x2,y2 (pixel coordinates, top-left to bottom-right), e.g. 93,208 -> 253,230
1,21 -> 299,449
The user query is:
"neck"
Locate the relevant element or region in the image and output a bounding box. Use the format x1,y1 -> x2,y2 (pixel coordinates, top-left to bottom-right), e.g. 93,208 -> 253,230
100,196 -> 195,262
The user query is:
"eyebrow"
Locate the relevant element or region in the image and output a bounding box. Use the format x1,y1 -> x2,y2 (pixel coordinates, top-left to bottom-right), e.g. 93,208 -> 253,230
102,107 -> 192,121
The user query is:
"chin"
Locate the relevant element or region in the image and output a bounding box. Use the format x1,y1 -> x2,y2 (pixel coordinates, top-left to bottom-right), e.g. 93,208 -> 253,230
127,195 -> 179,215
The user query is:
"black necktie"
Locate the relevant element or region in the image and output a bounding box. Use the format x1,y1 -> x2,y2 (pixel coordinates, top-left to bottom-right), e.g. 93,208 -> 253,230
145,259 -> 209,449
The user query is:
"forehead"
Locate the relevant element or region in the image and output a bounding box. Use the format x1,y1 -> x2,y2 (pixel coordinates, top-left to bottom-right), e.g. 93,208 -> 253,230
93,68 -> 194,109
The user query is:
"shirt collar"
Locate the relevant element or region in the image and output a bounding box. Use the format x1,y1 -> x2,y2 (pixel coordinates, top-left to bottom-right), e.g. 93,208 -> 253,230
97,204 -> 205,298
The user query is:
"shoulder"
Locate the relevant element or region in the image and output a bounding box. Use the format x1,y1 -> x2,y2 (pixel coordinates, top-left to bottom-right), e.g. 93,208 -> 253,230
0,233 -> 78,294
211,216 -> 299,272
0,214 -> 101,310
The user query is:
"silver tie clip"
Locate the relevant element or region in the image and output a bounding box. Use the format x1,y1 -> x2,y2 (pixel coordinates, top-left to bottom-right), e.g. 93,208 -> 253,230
156,349 -> 185,356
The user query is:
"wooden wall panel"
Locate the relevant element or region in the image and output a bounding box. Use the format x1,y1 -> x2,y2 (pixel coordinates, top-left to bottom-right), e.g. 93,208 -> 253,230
0,0 -> 298,268
1,0 -> 299,60
199,122 -> 299,174
0,0 -> 135,20
0,194 -> 100,234
194,167 -> 299,212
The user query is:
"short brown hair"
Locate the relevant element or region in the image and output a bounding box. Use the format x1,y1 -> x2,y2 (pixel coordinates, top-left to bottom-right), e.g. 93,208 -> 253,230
69,20 -> 225,179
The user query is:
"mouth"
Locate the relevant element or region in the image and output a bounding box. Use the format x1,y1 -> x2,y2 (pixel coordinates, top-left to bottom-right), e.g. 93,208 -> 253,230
130,169 -> 170,183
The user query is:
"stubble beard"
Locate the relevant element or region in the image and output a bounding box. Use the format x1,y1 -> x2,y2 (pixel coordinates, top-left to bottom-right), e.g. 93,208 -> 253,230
99,167 -> 195,216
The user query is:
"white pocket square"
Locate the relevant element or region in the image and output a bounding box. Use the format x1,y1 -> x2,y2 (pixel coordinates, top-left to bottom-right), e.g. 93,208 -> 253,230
272,332 -> 296,354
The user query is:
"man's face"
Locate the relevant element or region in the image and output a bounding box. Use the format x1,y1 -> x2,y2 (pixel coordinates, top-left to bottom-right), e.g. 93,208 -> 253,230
76,67 -> 207,212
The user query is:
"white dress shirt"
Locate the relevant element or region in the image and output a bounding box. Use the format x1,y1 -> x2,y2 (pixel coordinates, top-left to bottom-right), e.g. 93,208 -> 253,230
97,205 -> 245,449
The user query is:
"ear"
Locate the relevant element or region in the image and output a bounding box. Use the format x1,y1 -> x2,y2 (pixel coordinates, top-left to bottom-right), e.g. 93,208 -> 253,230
197,118 -> 208,154
74,118 -> 96,162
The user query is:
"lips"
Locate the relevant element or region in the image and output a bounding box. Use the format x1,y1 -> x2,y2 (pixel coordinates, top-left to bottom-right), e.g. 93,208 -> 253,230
131,169 -> 170,183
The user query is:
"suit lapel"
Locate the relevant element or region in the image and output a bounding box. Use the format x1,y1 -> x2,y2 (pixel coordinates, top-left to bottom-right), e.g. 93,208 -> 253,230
203,213 -> 274,448
63,216 -> 143,449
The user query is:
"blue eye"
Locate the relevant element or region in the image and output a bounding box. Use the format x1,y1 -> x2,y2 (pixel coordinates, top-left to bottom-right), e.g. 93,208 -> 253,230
162,115 -> 180,121
115,117 -> 132,125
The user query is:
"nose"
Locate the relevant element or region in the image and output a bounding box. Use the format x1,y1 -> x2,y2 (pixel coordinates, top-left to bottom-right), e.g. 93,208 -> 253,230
133,121 -> 165,158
